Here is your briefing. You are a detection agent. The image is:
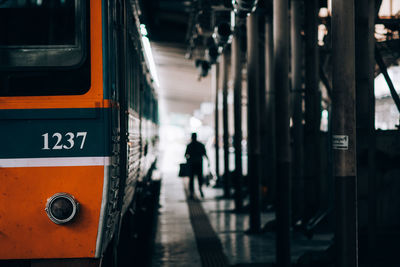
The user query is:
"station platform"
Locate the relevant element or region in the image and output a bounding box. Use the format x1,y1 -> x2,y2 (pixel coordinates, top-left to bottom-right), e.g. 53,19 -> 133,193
151,169 -> 333,267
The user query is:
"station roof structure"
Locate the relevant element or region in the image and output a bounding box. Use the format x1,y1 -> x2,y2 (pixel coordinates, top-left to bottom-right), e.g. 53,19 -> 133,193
138,0 -> 213,120
138,0 -> 400,125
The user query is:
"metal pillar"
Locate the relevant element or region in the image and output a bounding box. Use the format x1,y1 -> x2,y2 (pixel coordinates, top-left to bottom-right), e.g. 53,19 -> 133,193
214,63 -> 220,182
222,49 -> 231,198
265,12 -> 276,206
258,13 -> 268,208
355,0 -> 376,265
304,0 -> 320,219
332,1 -> 358,266
273,0 -> 291,265
232,21 -> 244,210
247,12 -> 261,232
291,0 -> 304,223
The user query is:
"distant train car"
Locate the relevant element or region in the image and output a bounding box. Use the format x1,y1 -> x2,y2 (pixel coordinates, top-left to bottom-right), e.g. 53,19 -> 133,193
0,0 -> 159,266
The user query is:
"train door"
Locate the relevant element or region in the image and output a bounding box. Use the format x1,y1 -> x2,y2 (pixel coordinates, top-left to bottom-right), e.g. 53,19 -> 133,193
114,0 -> 128,220
102,0 -> 128,265
106,0 -> 121,245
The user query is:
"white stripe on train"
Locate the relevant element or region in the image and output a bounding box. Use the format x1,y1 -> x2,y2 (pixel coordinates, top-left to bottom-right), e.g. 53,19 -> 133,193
0,157 -> 111,167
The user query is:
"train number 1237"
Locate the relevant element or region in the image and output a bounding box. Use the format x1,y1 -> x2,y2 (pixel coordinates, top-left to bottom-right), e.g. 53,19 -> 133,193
42,132 -> 88,150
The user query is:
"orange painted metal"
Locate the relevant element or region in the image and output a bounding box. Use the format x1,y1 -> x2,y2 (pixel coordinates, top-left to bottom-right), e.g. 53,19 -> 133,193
0,0 -> 108,260
0,0 -> 107,110
0,166 -> 104,259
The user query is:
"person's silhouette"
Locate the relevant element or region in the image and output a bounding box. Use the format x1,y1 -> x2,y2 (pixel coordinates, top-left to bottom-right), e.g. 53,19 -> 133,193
185,133 -> 209,198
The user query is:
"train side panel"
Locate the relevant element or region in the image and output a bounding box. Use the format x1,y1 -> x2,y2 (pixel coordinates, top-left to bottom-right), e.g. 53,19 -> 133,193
0,166 -> 104,259
0,0 -> 159,263
0,0 -> 109,260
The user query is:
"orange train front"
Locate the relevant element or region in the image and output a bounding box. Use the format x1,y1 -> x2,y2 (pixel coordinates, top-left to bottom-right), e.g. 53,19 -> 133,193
0,0 -> 159,265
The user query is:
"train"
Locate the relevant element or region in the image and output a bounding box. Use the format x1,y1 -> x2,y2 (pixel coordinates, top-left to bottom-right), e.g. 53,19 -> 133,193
0,0 -> 159,266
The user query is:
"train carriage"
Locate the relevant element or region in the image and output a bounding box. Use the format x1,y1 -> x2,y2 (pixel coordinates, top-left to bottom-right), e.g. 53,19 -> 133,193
0,0 -> 159,266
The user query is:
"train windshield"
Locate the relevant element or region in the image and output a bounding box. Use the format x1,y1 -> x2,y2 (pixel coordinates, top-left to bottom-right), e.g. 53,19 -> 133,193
0,0 -> 86,68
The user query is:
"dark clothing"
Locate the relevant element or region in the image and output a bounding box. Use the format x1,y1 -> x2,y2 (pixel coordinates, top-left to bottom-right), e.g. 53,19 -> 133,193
185,140 -> 207,197
189,162 -> 203,197
185,141 -> 207,165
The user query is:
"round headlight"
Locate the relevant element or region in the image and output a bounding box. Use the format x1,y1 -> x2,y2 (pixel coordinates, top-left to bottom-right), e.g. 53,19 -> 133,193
45,193 -> 79,224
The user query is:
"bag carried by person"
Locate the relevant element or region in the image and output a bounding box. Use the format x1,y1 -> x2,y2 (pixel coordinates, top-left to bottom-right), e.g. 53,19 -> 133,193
203,163 -> 216,186
178,162 -> 190,177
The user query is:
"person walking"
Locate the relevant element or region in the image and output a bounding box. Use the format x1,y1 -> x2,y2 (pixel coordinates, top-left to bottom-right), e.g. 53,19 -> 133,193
185,133 -> 209,199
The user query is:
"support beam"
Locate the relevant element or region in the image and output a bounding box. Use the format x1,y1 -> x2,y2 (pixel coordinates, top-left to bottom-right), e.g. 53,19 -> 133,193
222,49 -> 231,198
355,1 -> 376,265
291,0 -> 304,224
232,21 -> 244,211
214,64 -> 220,183
258,12 -> 268,209
304,0 -> 321,219
273,0 -> 291,265
247,12 -> 261,232
332,1 -> 358,266
265,12 -> 276,206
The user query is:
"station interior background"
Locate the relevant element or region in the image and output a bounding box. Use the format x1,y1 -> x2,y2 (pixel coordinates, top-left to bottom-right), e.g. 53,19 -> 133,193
148,0 -> 400,175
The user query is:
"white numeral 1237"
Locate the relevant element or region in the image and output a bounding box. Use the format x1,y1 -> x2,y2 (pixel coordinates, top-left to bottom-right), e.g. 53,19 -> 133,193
42,132 -> 88,150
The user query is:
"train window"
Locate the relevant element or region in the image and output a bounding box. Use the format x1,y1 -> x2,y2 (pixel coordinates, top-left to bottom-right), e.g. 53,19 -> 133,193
0,0 -> 90,96
0,0 -> 85,68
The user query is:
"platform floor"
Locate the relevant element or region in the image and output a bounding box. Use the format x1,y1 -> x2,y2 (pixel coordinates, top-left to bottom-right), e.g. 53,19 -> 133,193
151,170 -> 202,267
149,138 -> 334,266
151,171 -> 333,267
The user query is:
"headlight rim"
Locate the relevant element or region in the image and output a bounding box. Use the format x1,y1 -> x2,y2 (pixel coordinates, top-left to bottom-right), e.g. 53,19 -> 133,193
45,192 -> 79,225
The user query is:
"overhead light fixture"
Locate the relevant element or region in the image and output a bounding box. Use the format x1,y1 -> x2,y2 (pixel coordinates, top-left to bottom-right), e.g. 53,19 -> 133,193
212,22 -> 232,47
140,24 -> 148,36
206,37 -> 219,64
140,24 -> 160,88
206,45 -> 219,64
232,0 -> 258,17
195,59 -> 211,79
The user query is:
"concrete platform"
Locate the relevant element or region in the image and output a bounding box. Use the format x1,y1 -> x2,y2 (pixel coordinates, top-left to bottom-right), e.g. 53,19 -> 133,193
151,171 -> 202,267
150,139 -> 335,266
151,170 -> 333,267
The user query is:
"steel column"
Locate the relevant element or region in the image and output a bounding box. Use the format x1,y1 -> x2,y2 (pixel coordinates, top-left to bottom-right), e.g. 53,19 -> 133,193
265,13 -> 276,206
232,22 -> 244,210
273,0 -> 291,265
355,0 -> 376,265
258,13 -> 268,208
332,1 -> 358,266
290,0 -> 304,223
214,63 -> 221,182
247,12 -> 261,232
304,0 -> 321,218
222,49 -> 231,198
